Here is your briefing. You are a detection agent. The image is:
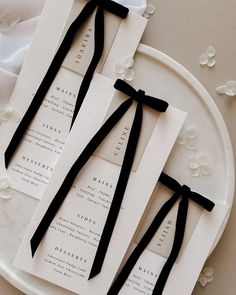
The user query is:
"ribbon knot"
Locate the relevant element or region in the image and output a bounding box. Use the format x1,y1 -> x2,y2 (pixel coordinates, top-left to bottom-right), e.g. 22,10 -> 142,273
94,0 -> 129,18
114,79 -> 169,112
94,0 -> 104,7
135,89 -> 146,103
179,184 -> 191,197
108,172 -> 215,295
98,0 -> 106,7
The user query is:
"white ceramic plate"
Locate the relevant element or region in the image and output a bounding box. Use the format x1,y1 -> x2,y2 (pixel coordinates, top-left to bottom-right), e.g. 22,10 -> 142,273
0,44 -> 234,295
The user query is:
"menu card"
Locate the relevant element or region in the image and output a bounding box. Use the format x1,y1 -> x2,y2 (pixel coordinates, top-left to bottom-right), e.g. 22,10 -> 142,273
0,0 -> 147,199
14,74 -> 186,295
117,184 -> 229,295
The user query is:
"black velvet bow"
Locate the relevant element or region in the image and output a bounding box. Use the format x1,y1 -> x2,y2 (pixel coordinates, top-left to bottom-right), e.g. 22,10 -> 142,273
108,172 -> 215,295
114,79 -> 169,112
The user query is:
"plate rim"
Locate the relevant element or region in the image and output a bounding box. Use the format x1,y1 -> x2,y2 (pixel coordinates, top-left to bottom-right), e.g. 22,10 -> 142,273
0,43 -> 235,295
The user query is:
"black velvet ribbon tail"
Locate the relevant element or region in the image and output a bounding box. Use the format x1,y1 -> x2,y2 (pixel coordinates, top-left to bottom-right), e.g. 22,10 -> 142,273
88,100 -> 143,279
107,172 -> 215,295
5,0 -> 129,167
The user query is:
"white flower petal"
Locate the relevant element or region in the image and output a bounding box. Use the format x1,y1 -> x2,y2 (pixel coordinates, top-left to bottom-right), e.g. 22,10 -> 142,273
146,3 -> 156,14
225,89 -> 236,96
206,276 -> 214,283
185,127 -> 198,139
198,273 -> 203,282
0,176 -> 10,190
177,134 -> 186,145
200,165 -> 212,176
124,57 -> 134,69
207,57 -> 216,67
0,103 -> 21,122
0,189 -> 12,199
188,157 -> 199,169
116,72 -> 126,80
216,85 -> 228,94
115,62 -> 126,75
217,81 -> 236,96
11,111 -> 21,122
143,12 -> 150,18
199,53 -> 209,65
206,46 -> 216,57
226,80 -> 236,88
4,103 -> 14,114
225,81 -> 236,96
203,267 -> 214,277
185,140 -> 198,151
191,168 -> 201,177
125,69 -> 135,81
198,275 -> 208,287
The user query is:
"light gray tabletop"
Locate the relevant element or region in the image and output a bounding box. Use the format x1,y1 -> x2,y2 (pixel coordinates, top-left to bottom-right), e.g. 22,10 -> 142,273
0,0 -> 235,294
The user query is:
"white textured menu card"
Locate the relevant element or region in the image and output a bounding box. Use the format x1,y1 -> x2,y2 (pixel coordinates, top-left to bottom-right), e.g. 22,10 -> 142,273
118,184 -> 229,295
0,0 -> 147,199
14,74 -> 186,295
